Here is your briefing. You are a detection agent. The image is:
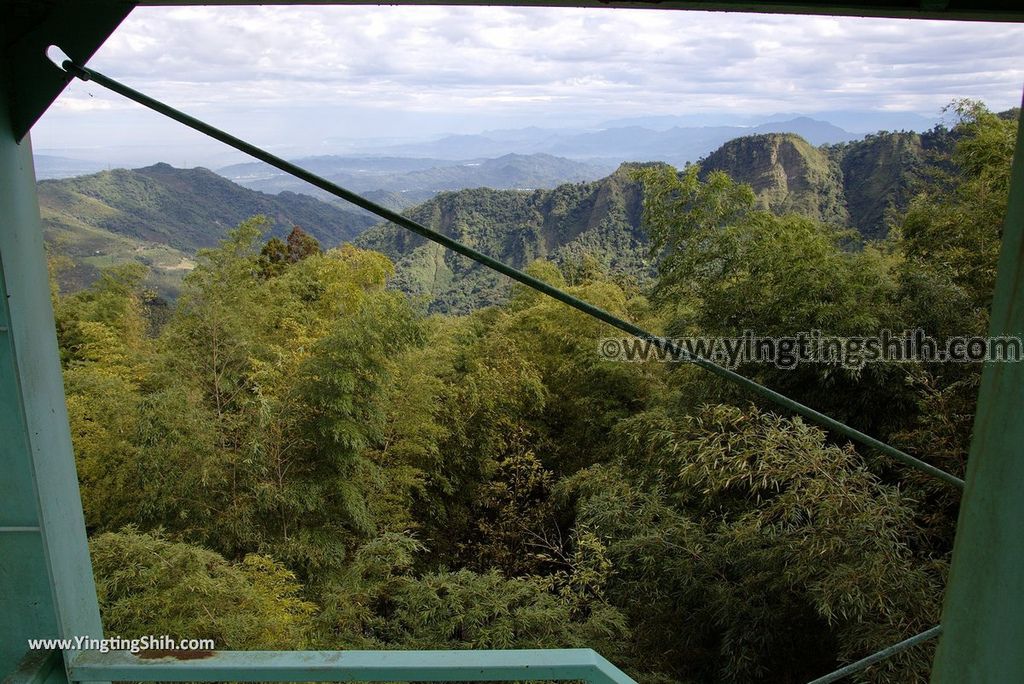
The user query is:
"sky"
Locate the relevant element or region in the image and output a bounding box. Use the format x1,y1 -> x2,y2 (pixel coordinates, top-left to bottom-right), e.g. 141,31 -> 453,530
32,5 -> 1024,167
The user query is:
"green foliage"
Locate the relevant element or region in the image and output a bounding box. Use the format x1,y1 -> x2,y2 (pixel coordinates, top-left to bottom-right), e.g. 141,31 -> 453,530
261,227 -> 323,278
317,532 -> 629,656
356,166 -> 650,313
896,101 -> 1015,338
563,404 -> 943,683
55,103 -> 1013,684
259,236 -> 290,278
889,101 -> 1017,538
57,263 -> 155,530
463,450 -> 557,576
91,528 -> 315,648
636,163 -> 913,436
67,217 -> 426,581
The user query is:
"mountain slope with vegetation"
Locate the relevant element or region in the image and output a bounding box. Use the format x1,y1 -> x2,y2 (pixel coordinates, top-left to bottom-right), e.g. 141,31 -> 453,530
831,128 -> 956,238
357,125 -> 965,312
40,163 -> 377,295
700,133 -> 849,226
355,165 -> 649,313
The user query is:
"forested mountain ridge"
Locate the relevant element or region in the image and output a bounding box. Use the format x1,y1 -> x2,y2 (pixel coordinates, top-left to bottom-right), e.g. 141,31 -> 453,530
700,127 -> 958,238
39,163 -> 377,295
355,165 -> 649,313
831,128 -> 956,238
359,126 -> 963,311
39,120 -> 974,304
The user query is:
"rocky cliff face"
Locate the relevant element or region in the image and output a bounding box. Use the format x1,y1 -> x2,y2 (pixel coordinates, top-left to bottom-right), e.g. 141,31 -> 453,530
701,133 -> 849,226
700,129 -> 956,239
832,129 -> 955,239
355,166 -> 648,313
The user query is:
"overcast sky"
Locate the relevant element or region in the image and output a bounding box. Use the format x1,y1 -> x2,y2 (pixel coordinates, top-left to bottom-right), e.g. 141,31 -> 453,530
32,5 -> 1024,166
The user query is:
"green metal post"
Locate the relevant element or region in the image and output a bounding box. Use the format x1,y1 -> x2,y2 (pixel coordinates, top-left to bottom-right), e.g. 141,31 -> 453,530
930,95 -> 1024,681
0,56 -> 104,682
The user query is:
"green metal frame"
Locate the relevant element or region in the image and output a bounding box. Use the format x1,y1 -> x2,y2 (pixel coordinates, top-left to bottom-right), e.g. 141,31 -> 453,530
930,94 -> 1024,684
2,2 -> 1023,684
68,648 -> 635,683
2,1 -> 133,140
0,66 -> 105,683
4,648 -> 634,684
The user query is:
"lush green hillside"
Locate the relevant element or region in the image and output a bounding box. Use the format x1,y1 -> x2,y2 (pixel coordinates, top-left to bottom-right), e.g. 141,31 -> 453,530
701,133 -> 849,226
831,128 -> 955,239
355,129 -> 958,312
40,163 -> 377,295
356,165 -> 649,313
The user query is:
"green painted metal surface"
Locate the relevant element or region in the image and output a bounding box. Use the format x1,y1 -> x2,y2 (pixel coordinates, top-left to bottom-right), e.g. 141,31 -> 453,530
2,1 -> 133,140
0,74 -> 61,679
128,0 -> 1024,22
808,625 -> 942,684
2,650 -> 66,684
930,97 -> 1024,683
0,62 -> 104,683
69,649 -> 635,684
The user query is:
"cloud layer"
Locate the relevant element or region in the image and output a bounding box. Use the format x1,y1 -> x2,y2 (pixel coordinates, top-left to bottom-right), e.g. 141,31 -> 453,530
34,5 -> 1024,161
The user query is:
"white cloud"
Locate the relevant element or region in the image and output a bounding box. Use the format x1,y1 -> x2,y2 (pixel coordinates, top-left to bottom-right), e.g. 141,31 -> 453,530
33,5 -> 1024,160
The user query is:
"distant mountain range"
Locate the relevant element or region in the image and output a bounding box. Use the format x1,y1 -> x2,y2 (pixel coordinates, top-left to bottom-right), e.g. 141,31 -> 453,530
37,110 -> 945,176
595,111 -> 942,134
351,117 -> 858,165
217,153 -> 614,208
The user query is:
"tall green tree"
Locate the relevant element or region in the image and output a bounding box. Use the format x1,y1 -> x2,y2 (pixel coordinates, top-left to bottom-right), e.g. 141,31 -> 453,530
890,101 -> 1018,538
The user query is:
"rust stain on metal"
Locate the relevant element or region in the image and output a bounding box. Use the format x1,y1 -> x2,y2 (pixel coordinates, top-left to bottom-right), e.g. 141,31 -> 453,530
138,649 -> 215,660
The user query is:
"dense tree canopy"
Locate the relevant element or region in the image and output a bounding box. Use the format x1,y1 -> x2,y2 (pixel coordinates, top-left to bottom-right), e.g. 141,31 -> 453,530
55,103 -> 1015,683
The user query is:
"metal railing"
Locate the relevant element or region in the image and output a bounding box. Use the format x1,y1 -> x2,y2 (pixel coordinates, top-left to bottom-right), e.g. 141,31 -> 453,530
6,648 -> 635,684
